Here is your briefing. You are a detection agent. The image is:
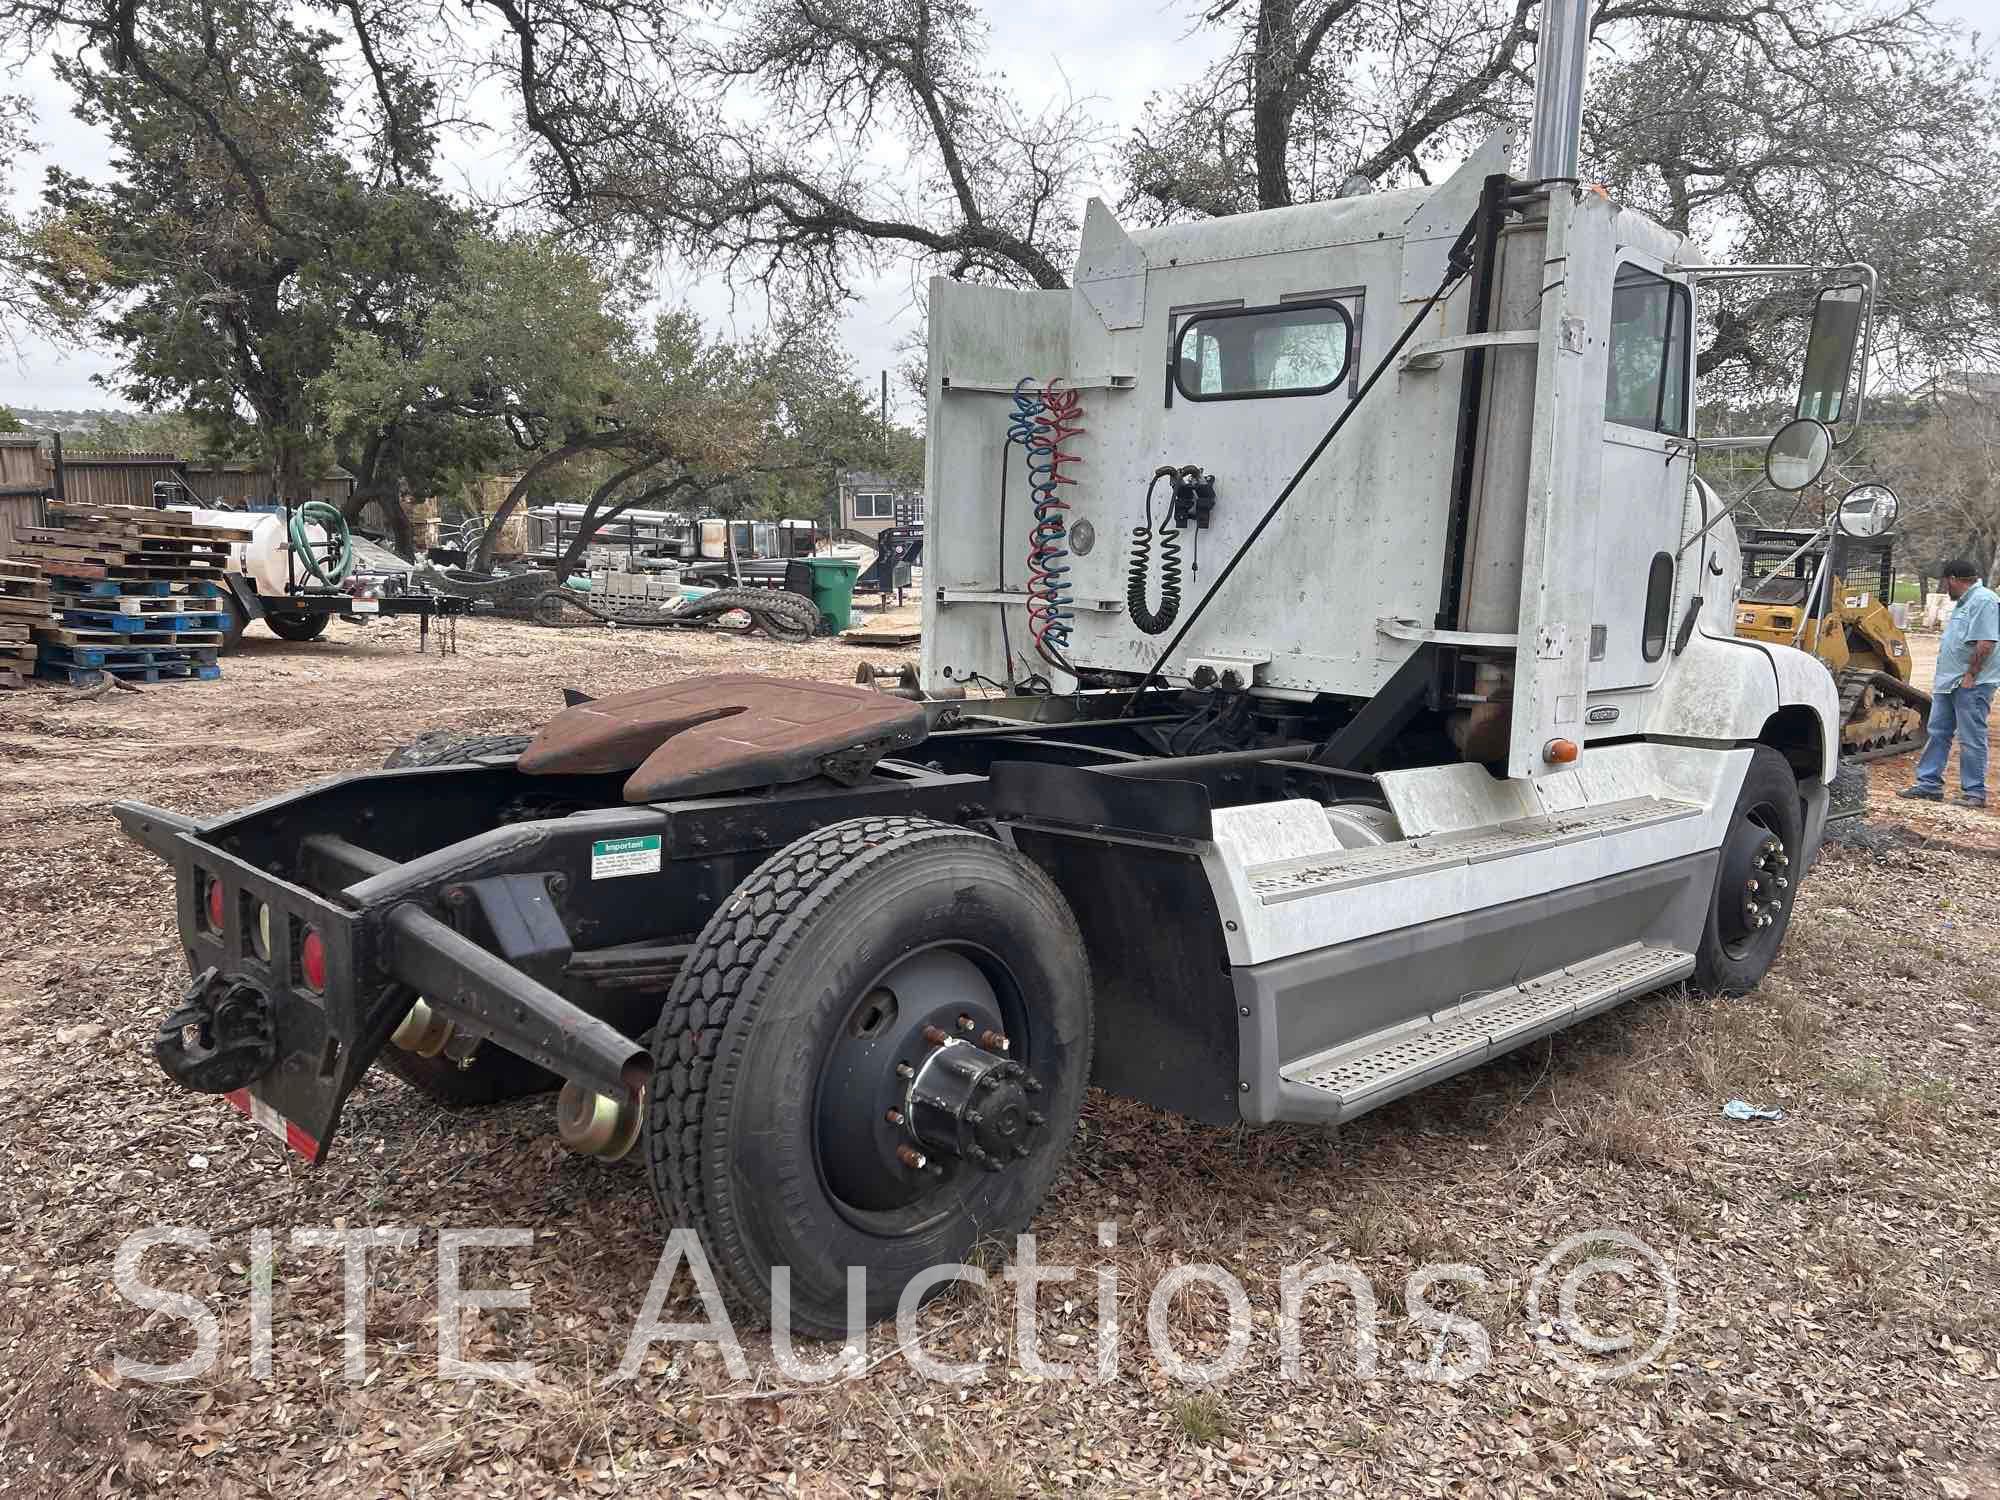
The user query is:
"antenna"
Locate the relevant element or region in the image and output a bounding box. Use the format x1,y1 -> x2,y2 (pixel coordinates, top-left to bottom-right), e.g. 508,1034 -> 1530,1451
1527,0 -> 1591,180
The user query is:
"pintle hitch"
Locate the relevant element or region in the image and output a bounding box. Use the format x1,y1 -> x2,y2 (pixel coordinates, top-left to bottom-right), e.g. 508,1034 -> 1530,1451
154,966 -> 277,1093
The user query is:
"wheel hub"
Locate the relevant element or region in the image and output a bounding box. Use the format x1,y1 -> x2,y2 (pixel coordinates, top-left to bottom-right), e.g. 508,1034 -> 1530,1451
814,946 -> 1049,1215
1721,820 -> 1790,950
909,1037 -> 1046,1171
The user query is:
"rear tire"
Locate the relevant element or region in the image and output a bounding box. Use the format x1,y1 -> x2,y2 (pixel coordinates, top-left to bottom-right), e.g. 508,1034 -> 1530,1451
646,816 -> 1093,1335
378,1043 -> 558,1105
1692,745 -> 1805,995
265,610 -> 329,641
217,595 -> 248,655
382,730 -> 533,768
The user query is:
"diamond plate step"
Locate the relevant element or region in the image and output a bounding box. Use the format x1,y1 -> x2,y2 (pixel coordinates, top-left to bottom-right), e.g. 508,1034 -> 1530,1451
1280,943 -> 1695,1113
1247,795 -> 1700,905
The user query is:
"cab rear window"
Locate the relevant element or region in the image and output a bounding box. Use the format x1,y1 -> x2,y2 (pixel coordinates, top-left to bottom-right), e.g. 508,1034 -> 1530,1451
1173,301 -> 1354,402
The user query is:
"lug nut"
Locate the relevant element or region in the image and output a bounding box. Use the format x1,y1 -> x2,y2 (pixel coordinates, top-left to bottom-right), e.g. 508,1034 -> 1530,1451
958,1015 -> 976,1031
1746,878 -> 1760,893
1775,876 -> 1789,890
979,1029 -> 1011,1053
1026,1110 -> 1045,1127
885,1108 -> 905,1125
897,1145 -> 928,1170
922,1024 -> 952,1047
895,1061 -> 914,1078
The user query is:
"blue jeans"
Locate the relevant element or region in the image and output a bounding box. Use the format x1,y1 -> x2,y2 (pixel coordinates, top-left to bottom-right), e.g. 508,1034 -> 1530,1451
1914,682 -> 1996,800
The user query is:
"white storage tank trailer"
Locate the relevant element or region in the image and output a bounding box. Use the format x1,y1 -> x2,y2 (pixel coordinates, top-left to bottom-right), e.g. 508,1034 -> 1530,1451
169,502 -> 466,646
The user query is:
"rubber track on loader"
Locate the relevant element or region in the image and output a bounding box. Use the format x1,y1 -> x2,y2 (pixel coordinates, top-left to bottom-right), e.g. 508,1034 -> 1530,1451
1836,667 -> 1928,763
646,815 -> 957,1317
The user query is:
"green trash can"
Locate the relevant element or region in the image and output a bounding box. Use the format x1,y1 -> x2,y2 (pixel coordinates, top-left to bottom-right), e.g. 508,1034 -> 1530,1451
799,557 -> 860,634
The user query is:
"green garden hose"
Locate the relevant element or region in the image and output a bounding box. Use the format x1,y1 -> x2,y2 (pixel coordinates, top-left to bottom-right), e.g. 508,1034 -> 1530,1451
289,501 -> 354,585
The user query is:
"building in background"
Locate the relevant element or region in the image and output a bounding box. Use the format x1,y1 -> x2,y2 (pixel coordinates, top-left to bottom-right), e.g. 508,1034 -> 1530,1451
837,469 -> 923,538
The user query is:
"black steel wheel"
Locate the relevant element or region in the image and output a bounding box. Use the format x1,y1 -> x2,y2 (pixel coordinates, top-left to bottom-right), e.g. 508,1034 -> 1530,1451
1692,745 -> 1804,995
647,816 -> 1093,1335
265,609 -> 330,641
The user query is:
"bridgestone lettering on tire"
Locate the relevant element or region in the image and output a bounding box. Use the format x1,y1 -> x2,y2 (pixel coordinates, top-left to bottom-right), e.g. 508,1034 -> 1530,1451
646,816 -> 1094,1336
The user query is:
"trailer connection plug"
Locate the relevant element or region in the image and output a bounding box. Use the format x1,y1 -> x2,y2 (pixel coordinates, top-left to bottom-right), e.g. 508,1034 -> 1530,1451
1171,468 -> 1216,529
1128,465 -> 1184,636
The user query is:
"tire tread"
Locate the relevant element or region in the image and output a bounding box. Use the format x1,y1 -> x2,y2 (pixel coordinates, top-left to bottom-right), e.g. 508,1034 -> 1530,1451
645,815 -> 1073,1321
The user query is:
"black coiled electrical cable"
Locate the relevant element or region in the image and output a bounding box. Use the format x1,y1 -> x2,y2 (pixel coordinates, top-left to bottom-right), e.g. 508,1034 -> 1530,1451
1127,466 -> 1182,636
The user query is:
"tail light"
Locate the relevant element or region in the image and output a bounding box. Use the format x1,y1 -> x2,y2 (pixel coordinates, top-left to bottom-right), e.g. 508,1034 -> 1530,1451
203,876 -> 225,932
300,928 -> 326,992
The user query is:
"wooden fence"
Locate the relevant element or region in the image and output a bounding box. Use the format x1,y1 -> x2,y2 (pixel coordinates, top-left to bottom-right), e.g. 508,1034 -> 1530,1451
0,490 -> 48,559
0,441 -> 355,509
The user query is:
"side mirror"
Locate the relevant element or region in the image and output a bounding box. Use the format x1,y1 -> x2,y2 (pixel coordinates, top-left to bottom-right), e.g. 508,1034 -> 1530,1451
1798,283 -> 1866,428
1836,483 -> 1899,538
1765,416 -> 1833,492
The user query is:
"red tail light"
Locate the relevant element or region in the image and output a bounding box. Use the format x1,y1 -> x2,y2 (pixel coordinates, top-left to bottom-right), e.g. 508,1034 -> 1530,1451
300,928 -> 327,992
204,876 -> 225,932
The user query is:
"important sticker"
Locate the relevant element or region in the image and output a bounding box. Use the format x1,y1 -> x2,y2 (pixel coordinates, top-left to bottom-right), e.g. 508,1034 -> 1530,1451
591,834 -> 662,879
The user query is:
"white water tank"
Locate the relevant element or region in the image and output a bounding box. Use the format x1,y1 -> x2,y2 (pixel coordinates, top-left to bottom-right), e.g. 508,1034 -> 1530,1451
166,507 -> 340,599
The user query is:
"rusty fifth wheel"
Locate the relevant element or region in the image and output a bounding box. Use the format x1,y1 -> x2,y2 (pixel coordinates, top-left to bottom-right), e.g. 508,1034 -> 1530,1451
647,816 -> 1092,1336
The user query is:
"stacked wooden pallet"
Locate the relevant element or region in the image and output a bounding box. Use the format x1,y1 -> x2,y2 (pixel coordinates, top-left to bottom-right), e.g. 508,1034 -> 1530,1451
17,503 -> 250,687
0,559 -> 50,689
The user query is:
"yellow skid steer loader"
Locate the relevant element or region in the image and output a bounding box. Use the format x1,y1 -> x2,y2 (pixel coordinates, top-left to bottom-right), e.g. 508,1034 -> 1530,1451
1737,518 -> 1930,760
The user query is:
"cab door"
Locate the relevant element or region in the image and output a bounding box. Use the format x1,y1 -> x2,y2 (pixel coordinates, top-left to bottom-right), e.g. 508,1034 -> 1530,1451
1592,257 -> 1694,691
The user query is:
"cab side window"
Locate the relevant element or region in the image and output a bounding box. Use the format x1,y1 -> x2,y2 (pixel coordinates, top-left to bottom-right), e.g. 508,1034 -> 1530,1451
1604,265 -> 1690,434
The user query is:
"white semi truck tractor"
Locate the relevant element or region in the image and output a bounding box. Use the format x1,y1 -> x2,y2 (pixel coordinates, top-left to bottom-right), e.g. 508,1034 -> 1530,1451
115,2 -> 1869,1334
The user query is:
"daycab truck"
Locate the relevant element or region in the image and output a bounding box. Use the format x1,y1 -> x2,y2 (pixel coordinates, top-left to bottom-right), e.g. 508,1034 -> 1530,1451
114,122 -> 1864,1333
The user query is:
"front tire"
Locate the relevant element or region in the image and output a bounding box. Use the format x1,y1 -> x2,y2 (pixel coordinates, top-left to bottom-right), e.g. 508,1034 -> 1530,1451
1692,745 -> 1805,995
647,816 -> 1093,1335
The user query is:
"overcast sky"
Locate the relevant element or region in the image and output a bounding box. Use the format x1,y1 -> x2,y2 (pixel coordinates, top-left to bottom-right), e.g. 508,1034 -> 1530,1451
4,0 -> 1998,416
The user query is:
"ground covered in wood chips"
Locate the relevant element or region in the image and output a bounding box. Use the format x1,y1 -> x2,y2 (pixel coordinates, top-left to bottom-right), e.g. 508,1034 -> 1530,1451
1,615 -> 1997,1499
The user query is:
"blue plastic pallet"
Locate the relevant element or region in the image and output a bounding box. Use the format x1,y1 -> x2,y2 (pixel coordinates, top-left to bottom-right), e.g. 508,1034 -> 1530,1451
59,608 -> 227,633
40,643 -> 220,669
53,578 -> 180,598
36,660 -> 222,686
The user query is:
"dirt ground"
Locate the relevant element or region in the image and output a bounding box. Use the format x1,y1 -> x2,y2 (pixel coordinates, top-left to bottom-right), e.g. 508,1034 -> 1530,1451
1,613 -> 1997,1499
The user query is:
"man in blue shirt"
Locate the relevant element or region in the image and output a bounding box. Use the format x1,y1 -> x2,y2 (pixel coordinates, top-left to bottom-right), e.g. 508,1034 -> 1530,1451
1900,559 -> 1999,809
